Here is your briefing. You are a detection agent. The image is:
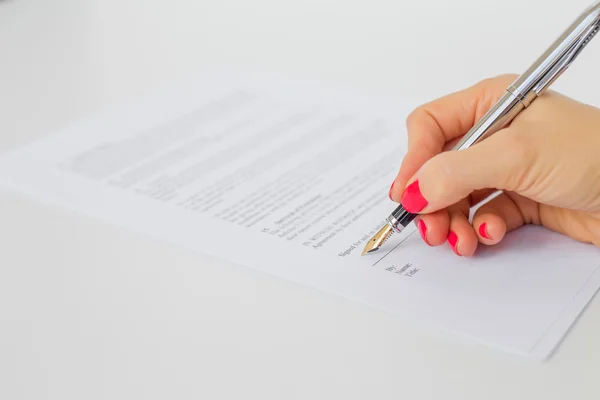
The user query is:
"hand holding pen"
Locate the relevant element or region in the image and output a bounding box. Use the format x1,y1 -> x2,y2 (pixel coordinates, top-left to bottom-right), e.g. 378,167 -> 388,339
363,1 -> 600,256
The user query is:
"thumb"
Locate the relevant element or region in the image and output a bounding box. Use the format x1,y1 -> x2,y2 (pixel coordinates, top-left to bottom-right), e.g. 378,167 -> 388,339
399,127 -> 532,213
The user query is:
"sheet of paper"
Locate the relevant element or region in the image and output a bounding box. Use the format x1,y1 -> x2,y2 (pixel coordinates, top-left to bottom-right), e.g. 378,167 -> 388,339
0,71 -> 598,360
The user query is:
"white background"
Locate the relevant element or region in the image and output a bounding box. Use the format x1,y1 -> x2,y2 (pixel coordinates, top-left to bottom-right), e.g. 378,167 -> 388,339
1,0 -> 599,399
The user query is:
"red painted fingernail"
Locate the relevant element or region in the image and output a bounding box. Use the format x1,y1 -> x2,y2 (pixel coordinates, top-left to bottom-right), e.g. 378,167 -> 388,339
401,180 -> 428,213
417,219 -> 430,246
389,181 -> 395,201
448,231 -> 460,256
479,223 -> 491,239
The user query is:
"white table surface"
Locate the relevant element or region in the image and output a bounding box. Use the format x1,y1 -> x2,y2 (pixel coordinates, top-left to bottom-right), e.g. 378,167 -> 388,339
1,0 -> 599,399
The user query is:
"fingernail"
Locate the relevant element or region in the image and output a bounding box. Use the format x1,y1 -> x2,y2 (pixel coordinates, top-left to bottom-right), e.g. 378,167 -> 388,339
479,223 -> 491,239
389,181 -> 395,201
401,180 -> 428,213
448,231 -> 460,256
417,219 -> 430,246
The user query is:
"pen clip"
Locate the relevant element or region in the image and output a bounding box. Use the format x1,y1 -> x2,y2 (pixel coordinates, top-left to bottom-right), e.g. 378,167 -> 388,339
533,18 -> 600,95
509,2 -> 600,101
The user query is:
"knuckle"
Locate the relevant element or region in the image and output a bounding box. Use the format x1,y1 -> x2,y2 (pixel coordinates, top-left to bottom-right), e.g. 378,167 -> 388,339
499,129 -> 537,189
481,73 -> 518,88
497,73 -> 519,84
503,128 -> 535,159
406,105 -> 428,128
421,155 -> 456,200
405,105 -> 441,147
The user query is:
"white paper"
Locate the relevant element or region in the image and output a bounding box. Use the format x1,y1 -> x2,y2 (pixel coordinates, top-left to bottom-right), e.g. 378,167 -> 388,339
0,71 -> 598,360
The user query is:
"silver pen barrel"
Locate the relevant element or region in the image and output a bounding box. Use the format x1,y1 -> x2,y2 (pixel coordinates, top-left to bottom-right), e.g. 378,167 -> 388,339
363,1 -> 600,255
386,90 -> 524,233
386,1 -> 600,233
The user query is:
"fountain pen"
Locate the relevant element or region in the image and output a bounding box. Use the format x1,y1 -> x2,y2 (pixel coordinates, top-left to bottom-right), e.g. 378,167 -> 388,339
362,1 -> 600,256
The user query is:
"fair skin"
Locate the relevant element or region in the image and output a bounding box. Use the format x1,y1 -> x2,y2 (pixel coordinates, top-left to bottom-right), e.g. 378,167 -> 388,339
389,74 -> 600,256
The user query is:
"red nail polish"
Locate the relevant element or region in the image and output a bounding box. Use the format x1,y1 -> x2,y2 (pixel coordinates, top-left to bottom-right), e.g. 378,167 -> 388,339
389,181 -> 395,201
448,231 -> 460,256
401,180 -> 428,213
417,219 -> 430,246
479,223 -> 491,239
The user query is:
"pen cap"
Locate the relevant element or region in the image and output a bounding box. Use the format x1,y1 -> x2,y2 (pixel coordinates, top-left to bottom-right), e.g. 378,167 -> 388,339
509,1 -> 600,99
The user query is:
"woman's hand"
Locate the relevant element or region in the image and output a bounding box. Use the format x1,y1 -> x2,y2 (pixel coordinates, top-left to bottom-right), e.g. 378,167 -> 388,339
389,74 -> 600,256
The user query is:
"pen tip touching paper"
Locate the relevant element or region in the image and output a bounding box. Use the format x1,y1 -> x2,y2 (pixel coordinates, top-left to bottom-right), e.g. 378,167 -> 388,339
361,224 -> 394,256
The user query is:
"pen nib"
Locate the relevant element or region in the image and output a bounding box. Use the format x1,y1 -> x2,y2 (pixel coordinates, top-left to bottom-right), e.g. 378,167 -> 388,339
361,224 -> 394,256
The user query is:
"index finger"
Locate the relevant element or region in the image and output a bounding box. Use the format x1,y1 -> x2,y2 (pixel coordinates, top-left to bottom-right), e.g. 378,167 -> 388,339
390,73 -> 517,202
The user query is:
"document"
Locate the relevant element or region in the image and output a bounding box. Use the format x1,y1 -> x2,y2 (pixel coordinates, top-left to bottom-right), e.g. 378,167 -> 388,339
0,71 -> 598,360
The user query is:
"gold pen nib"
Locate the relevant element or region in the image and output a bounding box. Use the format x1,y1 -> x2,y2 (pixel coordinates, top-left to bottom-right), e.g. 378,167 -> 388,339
361,224 -> 394,256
